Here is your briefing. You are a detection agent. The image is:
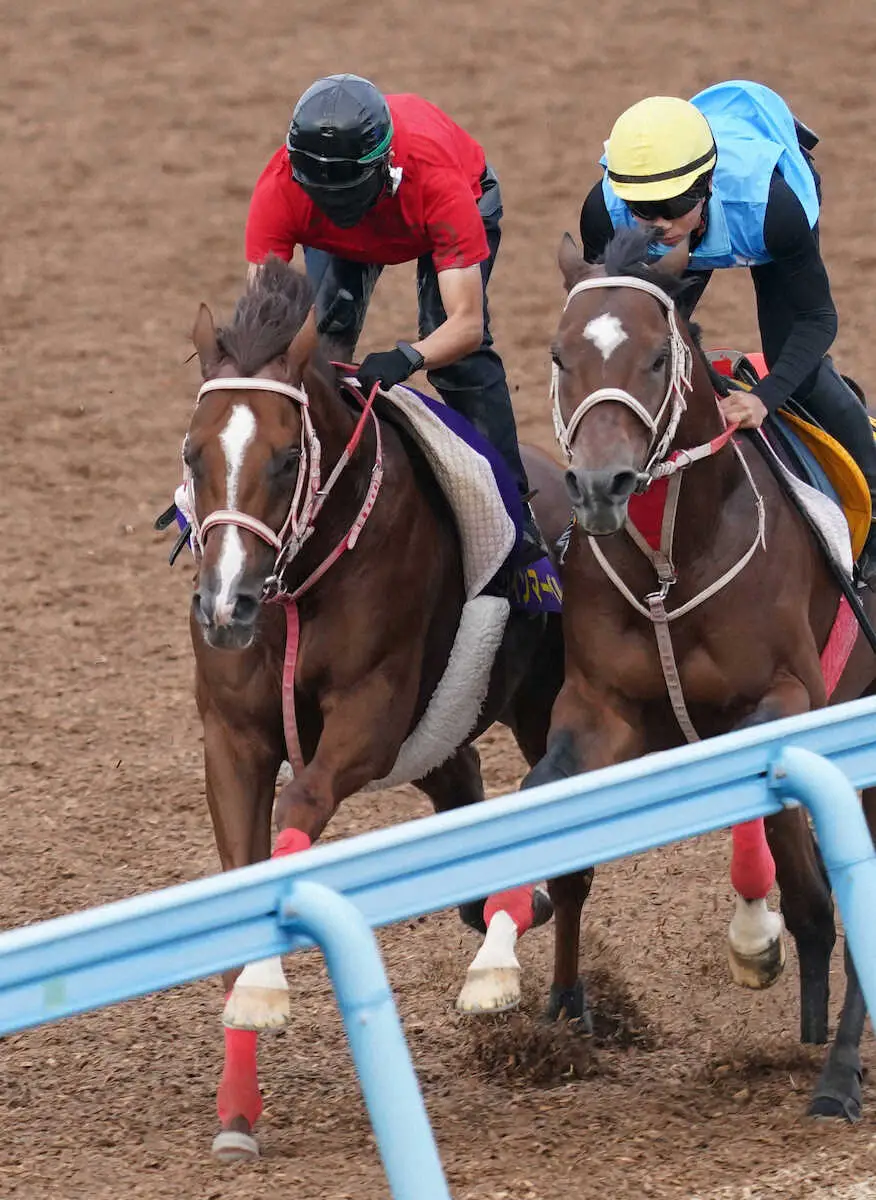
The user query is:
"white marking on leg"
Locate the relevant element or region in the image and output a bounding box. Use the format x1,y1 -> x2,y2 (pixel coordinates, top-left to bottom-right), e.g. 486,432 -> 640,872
223,955 -> 290,1030
583,313 -> 628,361
469,910 -> 519,972
727,895 -> 786,990
455,910 -> 522,1014
729,896 -> 782,956
236,956 -> 289,992
214,405 -> 256,623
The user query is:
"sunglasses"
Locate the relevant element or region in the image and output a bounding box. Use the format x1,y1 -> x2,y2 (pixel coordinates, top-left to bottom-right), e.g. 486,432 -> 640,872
627,189 -> 708,222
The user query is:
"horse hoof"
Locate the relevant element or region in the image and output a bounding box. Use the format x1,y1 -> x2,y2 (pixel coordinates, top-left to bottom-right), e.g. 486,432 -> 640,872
544,978 -> 593,1032
809,1092 -> 861,1123
455,966 -> 521,1014
727,935 -> 786,989
223,985 -> 290,1031
211,1129 -> 260,1162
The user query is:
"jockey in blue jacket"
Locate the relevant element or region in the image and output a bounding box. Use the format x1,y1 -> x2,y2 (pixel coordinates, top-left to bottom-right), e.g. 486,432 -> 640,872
579,79 -> 876,588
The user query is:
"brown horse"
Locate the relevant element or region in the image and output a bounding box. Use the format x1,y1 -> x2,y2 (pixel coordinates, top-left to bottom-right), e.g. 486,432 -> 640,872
178,257 -> 567,1160
526,225 -> 876,1121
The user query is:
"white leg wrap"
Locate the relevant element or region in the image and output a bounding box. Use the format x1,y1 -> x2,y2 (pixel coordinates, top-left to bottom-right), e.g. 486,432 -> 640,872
456,911 -> 522,1015
223,955 -> 291,1030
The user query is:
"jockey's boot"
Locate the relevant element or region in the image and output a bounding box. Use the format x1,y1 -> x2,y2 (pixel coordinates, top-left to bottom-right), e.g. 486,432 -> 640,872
518,500 -> 551,568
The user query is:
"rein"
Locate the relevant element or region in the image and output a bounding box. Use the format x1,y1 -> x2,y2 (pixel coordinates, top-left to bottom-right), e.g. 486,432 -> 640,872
552,274 -> 766,742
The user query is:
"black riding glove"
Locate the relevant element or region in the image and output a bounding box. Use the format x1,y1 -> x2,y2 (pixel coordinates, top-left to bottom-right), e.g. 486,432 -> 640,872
357,342 -> 424,393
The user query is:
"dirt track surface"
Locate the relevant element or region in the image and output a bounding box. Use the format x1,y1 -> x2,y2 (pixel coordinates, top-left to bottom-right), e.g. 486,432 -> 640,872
4,1 -> 876,1196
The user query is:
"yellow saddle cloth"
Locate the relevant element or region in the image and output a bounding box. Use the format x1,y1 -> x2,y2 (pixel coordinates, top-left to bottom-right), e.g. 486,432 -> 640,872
778,410 -> 872,559
708,348 -> 872,558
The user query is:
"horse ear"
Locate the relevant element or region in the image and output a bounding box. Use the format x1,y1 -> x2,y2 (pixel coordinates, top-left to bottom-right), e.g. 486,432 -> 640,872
192,303 -> 219,377
558,233 -> 584,289
659,235 -> 690,278
284,305 -> 319,385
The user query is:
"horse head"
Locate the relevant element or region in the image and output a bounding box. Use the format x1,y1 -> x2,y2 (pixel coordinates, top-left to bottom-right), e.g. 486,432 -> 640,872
184,258 -> 324,649
552,228 -> 692,535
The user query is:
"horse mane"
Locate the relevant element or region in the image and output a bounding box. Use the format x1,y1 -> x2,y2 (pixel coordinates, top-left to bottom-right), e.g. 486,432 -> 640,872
216,255 -> 314,375
600,226 -> 691,300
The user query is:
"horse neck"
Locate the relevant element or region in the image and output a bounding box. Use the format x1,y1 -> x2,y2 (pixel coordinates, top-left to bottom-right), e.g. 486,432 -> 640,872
284,364 -> 375,585
669,335 -> 746,563
303,360 -> 359,462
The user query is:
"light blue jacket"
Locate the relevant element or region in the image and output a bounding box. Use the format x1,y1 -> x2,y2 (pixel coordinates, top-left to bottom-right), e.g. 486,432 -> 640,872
602,80 -> 820,269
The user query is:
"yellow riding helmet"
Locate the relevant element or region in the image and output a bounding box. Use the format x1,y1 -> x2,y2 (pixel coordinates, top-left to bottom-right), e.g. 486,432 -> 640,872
605,96 -> 717,202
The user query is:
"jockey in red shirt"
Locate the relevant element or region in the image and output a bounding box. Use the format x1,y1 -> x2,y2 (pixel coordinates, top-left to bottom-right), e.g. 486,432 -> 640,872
245,73 -> 546,561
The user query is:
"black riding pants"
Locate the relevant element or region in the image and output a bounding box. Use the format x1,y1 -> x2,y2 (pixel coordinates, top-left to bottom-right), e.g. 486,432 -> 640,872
796,356 -> 876,513
302,168 -> 529,498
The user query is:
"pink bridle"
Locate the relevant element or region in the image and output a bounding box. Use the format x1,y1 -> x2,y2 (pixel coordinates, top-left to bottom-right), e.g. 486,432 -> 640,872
185,373 -> 383,601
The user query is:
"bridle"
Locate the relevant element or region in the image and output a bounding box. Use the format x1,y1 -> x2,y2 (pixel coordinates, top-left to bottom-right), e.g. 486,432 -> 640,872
550,273 -> 766,745
182,372 -> 383,602
551,275 -> 695,483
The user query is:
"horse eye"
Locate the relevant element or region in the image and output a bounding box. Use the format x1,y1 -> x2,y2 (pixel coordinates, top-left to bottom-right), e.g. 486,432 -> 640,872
183,441 -> 202,473
272,447 -> 301,478
651,350 -> 669,373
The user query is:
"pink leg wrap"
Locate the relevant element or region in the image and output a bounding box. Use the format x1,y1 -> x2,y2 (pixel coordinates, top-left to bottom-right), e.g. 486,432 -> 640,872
484,884 -> 535,935
731,819 -> 776,900
273,827 -> 312,858
218,1019 -> 263,1129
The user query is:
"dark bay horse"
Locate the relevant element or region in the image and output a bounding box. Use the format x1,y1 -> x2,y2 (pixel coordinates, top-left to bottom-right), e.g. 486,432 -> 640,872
179,258 -> 566,1160
528,226 -> 876,1120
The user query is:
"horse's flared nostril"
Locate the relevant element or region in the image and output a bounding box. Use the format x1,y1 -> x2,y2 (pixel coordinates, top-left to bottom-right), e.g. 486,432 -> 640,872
607,469 -> 639,502
232,592 -> 261,628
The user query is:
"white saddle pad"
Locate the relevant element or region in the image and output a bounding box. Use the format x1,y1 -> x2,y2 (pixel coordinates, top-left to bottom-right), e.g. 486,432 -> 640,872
373,382 -> 517,600
759,436 -> 853,575
364,593 -> 510,790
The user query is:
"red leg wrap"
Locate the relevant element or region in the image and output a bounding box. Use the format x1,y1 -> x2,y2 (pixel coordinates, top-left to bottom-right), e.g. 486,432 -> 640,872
731,819 -> 776,900
217,1022 -> 262,1129
273,827 -> 312,858
484,884 -> 535,935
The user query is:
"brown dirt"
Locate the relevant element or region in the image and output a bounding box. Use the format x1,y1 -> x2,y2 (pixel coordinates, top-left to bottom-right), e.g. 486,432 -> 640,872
3,1 -> 876,1196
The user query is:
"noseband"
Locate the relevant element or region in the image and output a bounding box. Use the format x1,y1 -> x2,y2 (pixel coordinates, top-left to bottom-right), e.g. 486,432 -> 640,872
551,276 -> 693,482
182,373 -> 383,600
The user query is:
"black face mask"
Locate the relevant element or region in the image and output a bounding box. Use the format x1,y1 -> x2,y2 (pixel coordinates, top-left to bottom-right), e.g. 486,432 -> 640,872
302,167 -> 387,229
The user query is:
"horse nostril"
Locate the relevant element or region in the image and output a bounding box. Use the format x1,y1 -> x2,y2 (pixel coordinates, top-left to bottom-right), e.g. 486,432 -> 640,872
564,469 -> 584,504
192,592 -> 210,627
608,469 -> 639,501
232,593 -> 261,627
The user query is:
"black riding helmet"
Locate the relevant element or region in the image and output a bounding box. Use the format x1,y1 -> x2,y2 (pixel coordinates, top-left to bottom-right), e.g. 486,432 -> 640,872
286,74 -> 393,228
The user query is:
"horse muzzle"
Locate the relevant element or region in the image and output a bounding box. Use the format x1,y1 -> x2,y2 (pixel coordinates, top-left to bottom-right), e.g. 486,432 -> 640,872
192,578 -> 263,650
564,465 -> 644,536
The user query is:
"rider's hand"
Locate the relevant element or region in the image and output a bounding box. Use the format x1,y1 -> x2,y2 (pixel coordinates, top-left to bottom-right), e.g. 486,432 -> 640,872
357,347 -> 418,393
718,390 -> 768,430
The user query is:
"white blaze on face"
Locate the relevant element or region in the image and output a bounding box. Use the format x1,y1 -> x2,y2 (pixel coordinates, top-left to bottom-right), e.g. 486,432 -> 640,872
583,312 -> 628,362
214,404 -> 256,621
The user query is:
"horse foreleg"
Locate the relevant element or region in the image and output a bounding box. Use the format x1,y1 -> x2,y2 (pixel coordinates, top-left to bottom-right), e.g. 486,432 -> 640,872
417,747 -> 552,1014
810,942 -> 865,1120
544,870 -> 595,1027
532,683 -> 640,1025
225,676 -> 407,1029
807,779 -> 876,1119
726,681 -> 814,990
727,820 -> 785,990
200,708 -> 281,1163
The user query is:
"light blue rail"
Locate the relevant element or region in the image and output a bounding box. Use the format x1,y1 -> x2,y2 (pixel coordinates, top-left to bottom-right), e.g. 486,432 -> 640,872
2,698 -> 876,1200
